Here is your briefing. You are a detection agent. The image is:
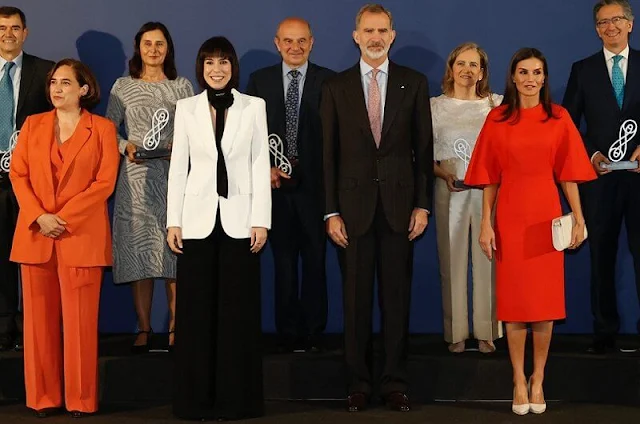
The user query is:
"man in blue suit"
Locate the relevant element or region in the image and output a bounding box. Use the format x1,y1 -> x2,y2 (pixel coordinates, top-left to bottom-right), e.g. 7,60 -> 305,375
563,0 -> 640,354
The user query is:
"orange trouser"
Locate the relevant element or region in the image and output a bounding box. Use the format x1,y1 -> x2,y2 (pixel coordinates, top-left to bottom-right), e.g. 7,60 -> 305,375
21,248 -> 102,413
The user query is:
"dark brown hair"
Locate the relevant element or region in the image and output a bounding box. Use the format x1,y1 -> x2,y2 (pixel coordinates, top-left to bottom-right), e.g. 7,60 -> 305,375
0,6 -> 26,27
195,36 -> 240,90
45,58 -> 100,110
128,22 -> 177,80
499,47 -> 557,123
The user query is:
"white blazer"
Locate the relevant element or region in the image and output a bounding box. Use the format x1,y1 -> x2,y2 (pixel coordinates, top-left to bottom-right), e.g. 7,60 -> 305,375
167,89 -> 271,239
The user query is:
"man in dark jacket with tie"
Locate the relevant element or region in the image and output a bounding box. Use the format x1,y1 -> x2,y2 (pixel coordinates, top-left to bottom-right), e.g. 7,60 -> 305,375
563,0 -> 640,354
321,3 -> 433,413
246,17 -> 335,353
0,6 -> 53,351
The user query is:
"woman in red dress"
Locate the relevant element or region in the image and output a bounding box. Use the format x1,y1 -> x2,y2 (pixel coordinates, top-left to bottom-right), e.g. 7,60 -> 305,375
465,48 -> 596,415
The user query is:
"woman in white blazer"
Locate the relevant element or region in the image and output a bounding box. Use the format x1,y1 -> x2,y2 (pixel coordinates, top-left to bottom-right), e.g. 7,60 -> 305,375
166,36 -> 270,421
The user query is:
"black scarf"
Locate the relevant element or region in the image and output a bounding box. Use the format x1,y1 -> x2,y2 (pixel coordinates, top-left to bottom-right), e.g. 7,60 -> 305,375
207,87 -> 234,198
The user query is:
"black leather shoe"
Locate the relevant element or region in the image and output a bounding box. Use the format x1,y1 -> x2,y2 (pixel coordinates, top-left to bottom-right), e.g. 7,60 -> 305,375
385,392 -> 411,412
70,410 -> 88,418
346,392 -> 367,412
34,407 -> 60,418
14,334 -> 23,351
305,335 -> 325,353
587,338 -> 615,354
131,330 -> 152,354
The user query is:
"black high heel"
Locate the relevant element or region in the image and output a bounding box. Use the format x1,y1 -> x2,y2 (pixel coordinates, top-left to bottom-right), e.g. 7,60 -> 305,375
131,329 -> 152,354
168,329 -> 175,353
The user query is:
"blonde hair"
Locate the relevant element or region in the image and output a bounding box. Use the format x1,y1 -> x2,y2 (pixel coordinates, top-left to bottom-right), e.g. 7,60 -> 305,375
355,3 -> 393,29
441,42 -> 495,106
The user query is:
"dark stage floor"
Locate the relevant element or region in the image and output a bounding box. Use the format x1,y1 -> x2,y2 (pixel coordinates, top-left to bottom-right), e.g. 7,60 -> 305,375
1,400 -> 639,423
1,334 -> 640,422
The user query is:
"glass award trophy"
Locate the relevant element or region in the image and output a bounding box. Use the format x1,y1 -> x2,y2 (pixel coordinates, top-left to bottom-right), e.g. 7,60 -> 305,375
134,108 -> 171,160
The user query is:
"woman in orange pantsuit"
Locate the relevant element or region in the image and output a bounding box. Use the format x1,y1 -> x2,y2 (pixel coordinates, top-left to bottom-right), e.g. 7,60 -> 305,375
9,59 -> 119,418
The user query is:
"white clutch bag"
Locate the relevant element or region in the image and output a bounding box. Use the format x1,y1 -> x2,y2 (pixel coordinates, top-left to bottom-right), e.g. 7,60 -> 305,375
552,212 -> 588,251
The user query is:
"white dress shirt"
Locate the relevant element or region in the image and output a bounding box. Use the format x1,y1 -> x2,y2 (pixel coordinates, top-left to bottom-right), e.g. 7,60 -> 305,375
0,51 -> 24,129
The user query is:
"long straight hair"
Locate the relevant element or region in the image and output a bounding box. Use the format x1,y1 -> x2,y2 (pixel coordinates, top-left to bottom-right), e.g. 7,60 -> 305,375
499,47 -> 557,123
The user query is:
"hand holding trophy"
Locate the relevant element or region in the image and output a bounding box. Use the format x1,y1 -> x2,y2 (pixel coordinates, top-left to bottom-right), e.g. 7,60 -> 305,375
600,119 -> 639,171
453,138 -> 473,190
268,133 -> 292,176
0,130 -> 19,173
134,108 -> 171,160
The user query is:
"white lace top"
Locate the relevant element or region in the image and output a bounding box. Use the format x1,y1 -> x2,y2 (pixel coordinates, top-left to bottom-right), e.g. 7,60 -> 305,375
431,93 -> 503,163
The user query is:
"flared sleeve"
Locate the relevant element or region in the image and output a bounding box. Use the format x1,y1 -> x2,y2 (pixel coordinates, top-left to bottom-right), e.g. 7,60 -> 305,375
553,108 -> 597,183
464,110 -> 501,186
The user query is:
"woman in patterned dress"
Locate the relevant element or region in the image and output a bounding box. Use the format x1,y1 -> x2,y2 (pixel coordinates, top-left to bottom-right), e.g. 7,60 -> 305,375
106,22 -> 193,353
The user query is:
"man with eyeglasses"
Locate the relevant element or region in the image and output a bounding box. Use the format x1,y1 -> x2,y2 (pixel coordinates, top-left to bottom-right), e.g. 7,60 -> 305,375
0,6 -> 52,352
563,0 -> 640,354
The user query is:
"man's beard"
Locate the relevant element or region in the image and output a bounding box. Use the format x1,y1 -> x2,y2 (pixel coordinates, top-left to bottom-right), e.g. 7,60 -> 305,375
364,43 -> 388,60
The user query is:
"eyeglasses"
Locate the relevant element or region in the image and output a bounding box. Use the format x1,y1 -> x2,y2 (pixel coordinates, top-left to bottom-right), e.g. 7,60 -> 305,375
596,16 -> 629,28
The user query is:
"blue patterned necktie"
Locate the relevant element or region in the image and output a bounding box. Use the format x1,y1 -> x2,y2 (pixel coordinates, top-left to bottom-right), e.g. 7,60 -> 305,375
285,69 -> 300,158
0,61 -> 15,152
612,55 -> 625,109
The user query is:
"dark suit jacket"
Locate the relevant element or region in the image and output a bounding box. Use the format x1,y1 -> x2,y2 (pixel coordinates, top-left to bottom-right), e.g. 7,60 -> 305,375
16,52 -> 54,130
321,61 -> 433,237
246,62 -> 335,197
563,48 -> 640,160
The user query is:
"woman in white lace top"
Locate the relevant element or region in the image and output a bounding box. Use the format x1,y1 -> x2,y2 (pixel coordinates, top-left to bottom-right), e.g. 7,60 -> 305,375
431,42 -> 503,354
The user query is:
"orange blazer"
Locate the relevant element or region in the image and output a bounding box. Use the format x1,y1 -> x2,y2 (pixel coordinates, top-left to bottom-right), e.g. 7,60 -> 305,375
9,110 -> 120,267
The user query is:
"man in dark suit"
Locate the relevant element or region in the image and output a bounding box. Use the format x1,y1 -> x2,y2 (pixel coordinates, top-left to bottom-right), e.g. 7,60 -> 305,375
0,6 -> 53,351
246,18 -> 335,353
321,4 -> 433,412
563,0 -> 640,354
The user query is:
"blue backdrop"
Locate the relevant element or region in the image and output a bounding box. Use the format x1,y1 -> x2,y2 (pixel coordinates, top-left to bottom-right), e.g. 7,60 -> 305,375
12,0 -> 640,334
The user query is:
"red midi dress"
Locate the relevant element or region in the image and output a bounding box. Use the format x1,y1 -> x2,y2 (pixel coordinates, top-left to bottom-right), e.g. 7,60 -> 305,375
464,104 -> 596,322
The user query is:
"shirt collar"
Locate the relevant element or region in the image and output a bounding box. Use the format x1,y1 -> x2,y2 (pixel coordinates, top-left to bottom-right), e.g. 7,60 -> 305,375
0,51 -> 23,71
604,44 -> 629,62
283,61 -> 308,79
360,57 -> 389,77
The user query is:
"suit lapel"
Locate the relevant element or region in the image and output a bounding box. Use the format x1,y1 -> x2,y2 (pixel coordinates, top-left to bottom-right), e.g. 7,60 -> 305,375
623,49 -> 640,112
298,63 -> 316,127
194,91 -> 217,160
57,111 -> 92,187
220,89 -> 243,155
381,62 -> 406,141
16,53 -> 36,120
594,51 -> 624,111
272,65 -> 285,132
37,111 -> 55,194
343,64 -> 375,145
